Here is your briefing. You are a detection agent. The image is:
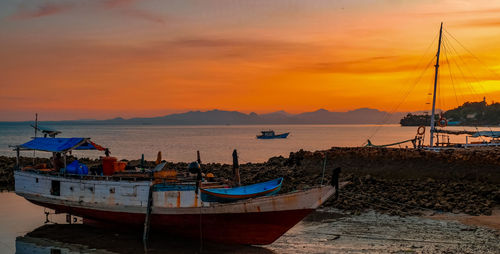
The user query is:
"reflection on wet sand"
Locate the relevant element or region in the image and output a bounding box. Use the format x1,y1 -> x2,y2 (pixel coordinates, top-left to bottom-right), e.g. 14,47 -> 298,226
16,224 -> 275,254
12,208 -> 500,254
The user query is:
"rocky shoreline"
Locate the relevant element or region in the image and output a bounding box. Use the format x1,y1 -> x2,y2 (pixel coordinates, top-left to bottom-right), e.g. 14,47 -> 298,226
1,147 -> 499,216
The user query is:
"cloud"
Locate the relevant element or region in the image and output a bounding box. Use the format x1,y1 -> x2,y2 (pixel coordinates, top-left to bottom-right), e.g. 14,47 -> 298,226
293,56 -> 420,74
168,37 -> 309,52
9,2 -> 74,20
417,8 -> 500,17
7,0 -> 164,24
457,19 -> 500,28
101,0 -> 166,25
120,9 -> 166,24
102,0 -> 137,8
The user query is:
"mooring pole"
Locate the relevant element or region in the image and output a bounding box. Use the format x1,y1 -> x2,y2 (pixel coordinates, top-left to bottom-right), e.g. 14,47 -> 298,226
16,147 -> 20,170
232,149 -> 240,186
429,22 -> 443,148
197,150 -> 201,164
33,113 -> 38,165
143,183 -> 154,245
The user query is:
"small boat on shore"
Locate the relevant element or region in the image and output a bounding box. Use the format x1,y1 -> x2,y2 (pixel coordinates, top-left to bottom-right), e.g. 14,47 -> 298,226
257,130 -> 289,139
200,177 -> 283,203
12,137 -> 340,245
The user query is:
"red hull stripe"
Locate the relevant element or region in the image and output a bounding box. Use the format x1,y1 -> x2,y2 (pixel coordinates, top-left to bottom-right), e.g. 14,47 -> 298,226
28,199 -> 313,245
199,185 -> 280,199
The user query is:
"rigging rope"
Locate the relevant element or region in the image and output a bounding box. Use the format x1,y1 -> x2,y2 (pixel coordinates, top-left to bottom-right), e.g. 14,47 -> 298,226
362,32 -> 440,146
362,56 -> 436,146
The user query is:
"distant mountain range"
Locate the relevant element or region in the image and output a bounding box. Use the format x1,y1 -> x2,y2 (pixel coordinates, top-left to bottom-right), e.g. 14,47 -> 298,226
2,108 -> 408,125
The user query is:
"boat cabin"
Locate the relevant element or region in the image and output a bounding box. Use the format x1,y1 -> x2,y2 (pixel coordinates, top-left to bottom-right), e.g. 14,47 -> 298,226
260,130 -> 276,137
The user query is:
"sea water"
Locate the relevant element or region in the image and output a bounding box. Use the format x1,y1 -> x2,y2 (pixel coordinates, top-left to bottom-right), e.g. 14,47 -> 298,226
1,123 -> 498,163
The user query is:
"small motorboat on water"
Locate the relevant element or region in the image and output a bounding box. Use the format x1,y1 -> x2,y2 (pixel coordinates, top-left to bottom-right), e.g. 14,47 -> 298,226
256,130 -> 289,139
12,137 -> 340,245
200,177 -> 283,203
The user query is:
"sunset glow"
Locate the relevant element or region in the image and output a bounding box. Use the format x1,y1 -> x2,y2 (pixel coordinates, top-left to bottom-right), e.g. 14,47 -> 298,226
1,0 -> 500,120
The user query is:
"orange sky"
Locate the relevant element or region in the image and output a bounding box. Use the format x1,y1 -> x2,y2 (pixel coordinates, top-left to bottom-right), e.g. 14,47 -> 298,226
1,0 -> 500,121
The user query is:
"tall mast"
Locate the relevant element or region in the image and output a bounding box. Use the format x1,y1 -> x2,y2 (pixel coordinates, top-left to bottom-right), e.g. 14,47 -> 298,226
429,22 -> 443,148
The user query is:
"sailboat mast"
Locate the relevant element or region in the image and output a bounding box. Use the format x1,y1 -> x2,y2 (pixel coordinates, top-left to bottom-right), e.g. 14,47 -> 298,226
429,22 -> 443,148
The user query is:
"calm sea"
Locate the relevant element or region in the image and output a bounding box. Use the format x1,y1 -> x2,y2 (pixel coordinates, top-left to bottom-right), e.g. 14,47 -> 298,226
1,123 -> 498,163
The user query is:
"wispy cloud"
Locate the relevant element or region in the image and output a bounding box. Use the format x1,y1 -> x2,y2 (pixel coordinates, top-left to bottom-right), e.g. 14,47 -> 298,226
419,8 -> 500,16
292,56 -> 420,74
457,18 -> 500,28
120,8 -> 165,24
102,0 -> 137,8
9,2 -> 74,20
7,0 -> 164,24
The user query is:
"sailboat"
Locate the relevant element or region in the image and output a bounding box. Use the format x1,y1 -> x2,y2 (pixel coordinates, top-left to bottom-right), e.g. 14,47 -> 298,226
367,23 -> 500,149
425,23 -> 500,149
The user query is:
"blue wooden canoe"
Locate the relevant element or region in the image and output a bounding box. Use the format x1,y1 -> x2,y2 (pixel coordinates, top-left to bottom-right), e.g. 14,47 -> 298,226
200,177 -> 283,203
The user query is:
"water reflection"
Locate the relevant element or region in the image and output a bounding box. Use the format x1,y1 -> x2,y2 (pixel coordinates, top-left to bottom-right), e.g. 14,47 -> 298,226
16,224 -> 275,254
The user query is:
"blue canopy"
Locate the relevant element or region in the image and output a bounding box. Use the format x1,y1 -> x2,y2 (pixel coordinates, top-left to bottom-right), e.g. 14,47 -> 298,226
472,131 -> 500,138
19,138 -> 101,152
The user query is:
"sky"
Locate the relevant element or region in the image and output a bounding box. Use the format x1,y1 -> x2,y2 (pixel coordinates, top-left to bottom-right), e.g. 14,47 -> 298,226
1,0 -> 500,121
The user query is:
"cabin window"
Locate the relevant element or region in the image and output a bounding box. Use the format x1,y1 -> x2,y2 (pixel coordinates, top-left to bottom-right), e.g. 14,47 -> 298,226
51,180 -> 60,196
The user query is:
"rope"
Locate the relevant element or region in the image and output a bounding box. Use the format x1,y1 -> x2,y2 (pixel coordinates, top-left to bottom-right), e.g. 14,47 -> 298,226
364,139 -> 415,148
363,32 -> 440,145
442,34 -> 483,101
445,29 -> 500,81
199,204 -> 203,252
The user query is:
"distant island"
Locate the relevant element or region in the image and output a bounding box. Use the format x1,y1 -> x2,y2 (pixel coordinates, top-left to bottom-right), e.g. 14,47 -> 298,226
400,99 -> 500,126
1,108 -> 406,125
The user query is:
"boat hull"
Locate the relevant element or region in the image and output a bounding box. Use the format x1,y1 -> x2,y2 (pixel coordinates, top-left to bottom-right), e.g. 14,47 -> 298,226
27,198 -> 312,245
256,133 -> 289,139
15,170 -> 338,245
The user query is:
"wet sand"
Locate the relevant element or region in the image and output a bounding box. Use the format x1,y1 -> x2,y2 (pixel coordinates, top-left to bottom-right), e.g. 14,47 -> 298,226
15,209 -> 500,254
427,208 -> 500,231
269,209 -> 500,254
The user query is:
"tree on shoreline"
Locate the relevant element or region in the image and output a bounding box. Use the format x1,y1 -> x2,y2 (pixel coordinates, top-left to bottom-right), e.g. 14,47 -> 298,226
400,100 -> 500,126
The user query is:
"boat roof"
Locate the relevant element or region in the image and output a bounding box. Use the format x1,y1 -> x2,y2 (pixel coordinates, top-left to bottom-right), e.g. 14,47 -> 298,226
472,131 -> 500,138
17,137 -> 105,152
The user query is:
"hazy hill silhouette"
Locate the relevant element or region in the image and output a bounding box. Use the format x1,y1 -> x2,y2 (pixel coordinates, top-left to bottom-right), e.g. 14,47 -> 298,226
5,108 -> 406,125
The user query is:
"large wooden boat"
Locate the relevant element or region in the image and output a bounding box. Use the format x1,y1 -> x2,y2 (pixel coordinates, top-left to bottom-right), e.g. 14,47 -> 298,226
13,137 -> 340,245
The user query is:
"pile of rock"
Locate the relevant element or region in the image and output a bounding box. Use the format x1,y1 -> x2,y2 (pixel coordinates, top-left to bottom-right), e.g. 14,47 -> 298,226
329,174 -> 500,216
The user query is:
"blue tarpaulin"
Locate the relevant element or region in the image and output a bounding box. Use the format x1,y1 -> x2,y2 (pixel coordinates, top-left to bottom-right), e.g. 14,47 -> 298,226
19,138 -> 99,152
472,131 -> 500,138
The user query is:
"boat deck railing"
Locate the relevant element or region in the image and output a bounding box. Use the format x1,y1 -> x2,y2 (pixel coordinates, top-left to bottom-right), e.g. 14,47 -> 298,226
16,168 -> 223,187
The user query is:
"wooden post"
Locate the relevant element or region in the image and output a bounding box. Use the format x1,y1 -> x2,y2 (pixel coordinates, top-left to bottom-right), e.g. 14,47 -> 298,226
232,149 -> 240,186
16,147 -> 20,170
33,113 -> 37,165
332,167 -> 341,200
63,153 -> 67,171
143,183 -> 154,245
141,154 -> 144,169
197,150 -> 201,164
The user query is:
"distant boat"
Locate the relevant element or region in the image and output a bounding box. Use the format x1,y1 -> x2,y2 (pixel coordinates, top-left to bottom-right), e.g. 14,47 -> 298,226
200,178 -> 283,203
256,130 -> 289,139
